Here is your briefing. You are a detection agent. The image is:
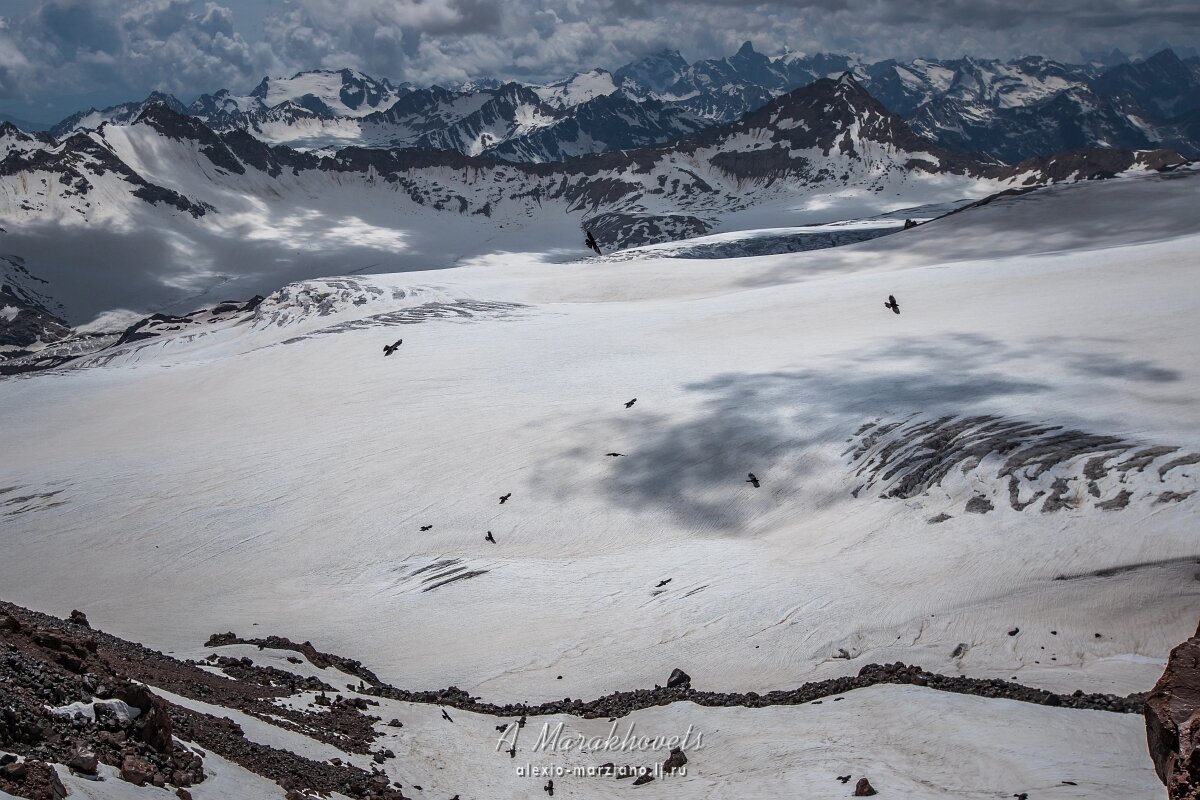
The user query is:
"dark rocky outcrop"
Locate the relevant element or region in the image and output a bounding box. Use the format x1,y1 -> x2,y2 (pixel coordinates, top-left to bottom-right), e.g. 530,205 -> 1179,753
0,256 -> 71,356
855,776 -> 878,796
0,602 -> 406,799
204,631 -> 383,687
0,129 -> 208,217
1146,620 -> 1200,799
666,668 -> 692,689
0,758 -> 68,800
662,747 -> 687,773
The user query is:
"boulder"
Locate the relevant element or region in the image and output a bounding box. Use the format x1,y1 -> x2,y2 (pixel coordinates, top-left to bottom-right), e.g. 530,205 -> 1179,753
965,495 -> 994,514
120,755 -> 154,786
663,747 -> 687,773
116,683 -> 174,752
67,750 -> 98,775
666,668 -> 691,689
68,609 -> 90,627
854,777 -> 877,796
1146,621 -> 1200,799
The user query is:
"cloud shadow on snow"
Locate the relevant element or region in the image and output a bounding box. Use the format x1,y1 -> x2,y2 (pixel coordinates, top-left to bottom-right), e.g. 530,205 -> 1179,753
541,334 -> 1185,531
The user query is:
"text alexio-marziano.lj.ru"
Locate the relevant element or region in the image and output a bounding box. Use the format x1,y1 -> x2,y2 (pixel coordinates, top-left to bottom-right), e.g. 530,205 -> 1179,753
516,762 -> 687,779
497,719 -> 705,754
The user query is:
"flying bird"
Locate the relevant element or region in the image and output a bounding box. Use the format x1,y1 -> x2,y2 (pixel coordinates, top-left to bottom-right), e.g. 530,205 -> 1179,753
499,493 -> 511,504
624,398 -> 637,408
383,338 -> 403,355
485,531 -> 496,543
655,579 -> 672,588
420,525 -> 432,531
441,708 -> 453,722
544,779 -> 555,796
884,295 -> 900,314
746,473 -> 760,488
837,776 -> 852,784
585,230 -> 601,256
605,452 -> 624,457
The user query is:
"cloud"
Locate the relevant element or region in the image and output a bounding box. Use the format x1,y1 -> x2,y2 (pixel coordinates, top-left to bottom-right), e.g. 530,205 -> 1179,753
259,0 -> 1200,86
2,0 -> 274,114
3,0 -> 1198,123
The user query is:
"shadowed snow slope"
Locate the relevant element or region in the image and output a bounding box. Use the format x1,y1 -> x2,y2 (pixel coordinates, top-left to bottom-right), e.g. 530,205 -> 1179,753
1,168 -> 1198,797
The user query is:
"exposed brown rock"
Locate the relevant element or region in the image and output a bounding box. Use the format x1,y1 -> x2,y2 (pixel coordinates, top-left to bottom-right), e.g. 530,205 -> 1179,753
854,776 -> 878,795
1146,620 -> 1200,799
666,668 -> 691,689
116,682 -> 175,753
67,750 -> 98,775
0,759 -> 68,800
120,754 -> 154,786
663,747 -> 688,774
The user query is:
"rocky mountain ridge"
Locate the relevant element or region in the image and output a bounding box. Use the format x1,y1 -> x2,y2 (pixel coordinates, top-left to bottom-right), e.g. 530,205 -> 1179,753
38,46 -> 1200,163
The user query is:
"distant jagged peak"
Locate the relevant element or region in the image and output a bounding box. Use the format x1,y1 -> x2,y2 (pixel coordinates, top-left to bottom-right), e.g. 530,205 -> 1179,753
835,70 -> 862,88
48,91 -> 187,139
0,120 -> 33,142
534,68 -> 619,108
451,77 -> 506,93
133,100 -> 215,138
733,40 -> 758,58
243,67 -> 406,117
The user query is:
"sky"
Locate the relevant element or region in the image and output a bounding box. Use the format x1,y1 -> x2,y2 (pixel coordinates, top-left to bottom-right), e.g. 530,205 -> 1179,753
1,0 -> 1198,124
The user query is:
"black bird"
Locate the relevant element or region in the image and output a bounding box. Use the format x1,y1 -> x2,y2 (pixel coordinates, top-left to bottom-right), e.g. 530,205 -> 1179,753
884,294 -> 900,314
606,452 -> 624,457
485,531 -> 496,543
837,775 -> 852,784
655,579 -> 672,588
499,493 -> 511,504
508,745 -> 517,758
544,779 -> 554,796
420,525 -> 432,531
383,338 -> 403,356
585,230 -> 601,256
624,398 -> 637,408
496,723 -> 508,732
746,473 -> 760,488
441,708 -> 453,722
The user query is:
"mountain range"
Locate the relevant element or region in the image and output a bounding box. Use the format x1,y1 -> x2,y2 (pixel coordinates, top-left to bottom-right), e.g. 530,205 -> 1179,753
3,71 -> 1184,329
0,44 -> 1194,363
38,44 -> 1200,164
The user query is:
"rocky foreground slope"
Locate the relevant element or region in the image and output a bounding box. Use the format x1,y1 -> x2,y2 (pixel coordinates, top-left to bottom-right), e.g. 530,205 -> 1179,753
0,601 -> 1166,799
1147,622 -> 1200,799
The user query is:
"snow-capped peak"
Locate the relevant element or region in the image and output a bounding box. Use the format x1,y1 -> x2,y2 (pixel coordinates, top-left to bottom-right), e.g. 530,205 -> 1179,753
534,69 -> 619,109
